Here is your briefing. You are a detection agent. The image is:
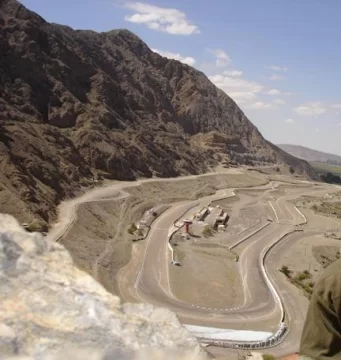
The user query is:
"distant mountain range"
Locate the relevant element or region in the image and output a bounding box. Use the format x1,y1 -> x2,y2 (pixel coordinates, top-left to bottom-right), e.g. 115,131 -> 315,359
278,145 -> 341,165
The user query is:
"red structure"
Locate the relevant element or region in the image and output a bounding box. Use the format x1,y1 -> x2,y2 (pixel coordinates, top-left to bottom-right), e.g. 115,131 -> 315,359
184,220 -> 193,234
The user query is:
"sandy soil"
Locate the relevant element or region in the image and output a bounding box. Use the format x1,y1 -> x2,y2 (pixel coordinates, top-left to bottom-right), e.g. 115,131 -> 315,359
171,242 -> 241,309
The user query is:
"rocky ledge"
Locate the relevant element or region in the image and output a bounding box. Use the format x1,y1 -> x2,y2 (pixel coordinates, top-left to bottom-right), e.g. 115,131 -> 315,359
0,213 -> 207,360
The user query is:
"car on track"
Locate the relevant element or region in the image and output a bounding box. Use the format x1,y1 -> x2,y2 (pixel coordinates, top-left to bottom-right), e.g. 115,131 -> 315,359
171,260 -> 182,266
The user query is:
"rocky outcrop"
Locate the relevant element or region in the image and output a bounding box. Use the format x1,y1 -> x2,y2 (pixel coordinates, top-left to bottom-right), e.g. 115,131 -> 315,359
0,0 -> 315,224
0,213 -> 207,359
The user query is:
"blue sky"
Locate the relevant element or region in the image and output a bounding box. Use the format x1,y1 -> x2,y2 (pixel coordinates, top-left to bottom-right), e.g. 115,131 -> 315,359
21,0 -> 341,155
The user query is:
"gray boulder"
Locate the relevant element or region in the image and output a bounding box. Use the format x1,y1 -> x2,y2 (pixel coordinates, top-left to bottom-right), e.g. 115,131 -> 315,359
0,214 -> 207,360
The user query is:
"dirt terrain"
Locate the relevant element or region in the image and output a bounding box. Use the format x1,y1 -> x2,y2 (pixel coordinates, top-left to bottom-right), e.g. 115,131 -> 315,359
171,243 -> 241,309
58,170 -> 268,294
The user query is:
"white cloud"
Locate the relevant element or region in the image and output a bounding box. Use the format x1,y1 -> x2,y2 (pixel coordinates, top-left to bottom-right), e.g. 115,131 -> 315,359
294,102 -> 327,116
208,49 -> 231,67
268,73 -> 285,80
207,54 -> 286,108
124,2 -> 200,35
223,70 -> 243,77
283,92 -> 295,96
246,101 -> 273,109
285,118 -> 294,123
209,74 -> 264,104
267,89 -> 281,96
332,104 -> 341,109
315,128 -> 320,132
151,48 -> 196,66
267,65 -> 288,72
274,99 -> 286,105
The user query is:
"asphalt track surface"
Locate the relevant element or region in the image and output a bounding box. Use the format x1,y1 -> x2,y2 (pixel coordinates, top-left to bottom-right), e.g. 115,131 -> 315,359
48,172 -> 340,357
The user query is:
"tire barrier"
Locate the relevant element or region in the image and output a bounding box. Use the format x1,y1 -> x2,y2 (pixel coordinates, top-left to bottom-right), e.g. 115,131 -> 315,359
198,322 -> 288,350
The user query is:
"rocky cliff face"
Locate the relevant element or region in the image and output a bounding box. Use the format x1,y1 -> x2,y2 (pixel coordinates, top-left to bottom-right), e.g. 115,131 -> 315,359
0,213 -> 207,359
0,0 -> 314,224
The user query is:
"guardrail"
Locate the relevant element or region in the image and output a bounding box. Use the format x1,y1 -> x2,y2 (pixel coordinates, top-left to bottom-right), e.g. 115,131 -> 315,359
294,206 -> 307,225
136,205 -> 170,242
261,229 -> 303,323
172,203 -> 199,228
168,238 -> 175,262
268,200 -> 280,223
198,322 -> 289,350
230,221 -> 271,250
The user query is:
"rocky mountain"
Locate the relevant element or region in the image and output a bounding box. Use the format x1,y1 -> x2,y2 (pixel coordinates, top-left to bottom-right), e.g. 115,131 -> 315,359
0,0 -> 314,224
278,144 -> 341,165
0,213 -> 207,359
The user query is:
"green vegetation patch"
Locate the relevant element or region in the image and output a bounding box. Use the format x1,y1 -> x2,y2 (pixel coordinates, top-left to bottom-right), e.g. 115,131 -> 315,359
280,265 -> 314,298
262,355 -> 275,360
127,223 -> 137,235
310,161 -> 341,175
26,220 -> 48,233
310,162 -> 341,184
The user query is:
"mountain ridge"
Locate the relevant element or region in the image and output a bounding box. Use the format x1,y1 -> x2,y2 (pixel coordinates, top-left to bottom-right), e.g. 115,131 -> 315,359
0,0 -> 314,225
278,144 -> 341,165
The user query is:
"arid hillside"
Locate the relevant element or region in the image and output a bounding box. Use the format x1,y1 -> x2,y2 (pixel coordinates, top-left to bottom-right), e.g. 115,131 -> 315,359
0,0 -> 314,224
278,144 -> 341,165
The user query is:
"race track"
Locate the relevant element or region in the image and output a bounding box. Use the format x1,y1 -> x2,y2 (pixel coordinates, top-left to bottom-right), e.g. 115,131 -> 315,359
125,180 -> 339,354
48,171 -> 341,356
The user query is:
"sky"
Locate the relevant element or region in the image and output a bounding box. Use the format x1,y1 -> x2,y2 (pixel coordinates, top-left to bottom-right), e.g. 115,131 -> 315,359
21,0 -> 341,156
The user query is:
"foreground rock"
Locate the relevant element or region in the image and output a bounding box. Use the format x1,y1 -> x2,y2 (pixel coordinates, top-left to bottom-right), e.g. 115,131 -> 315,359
0,214 -> 207,360
0,0 -> 314,224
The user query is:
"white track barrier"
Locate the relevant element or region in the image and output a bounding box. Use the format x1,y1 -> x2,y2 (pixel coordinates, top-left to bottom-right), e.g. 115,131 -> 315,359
230,221 -> 271,250
294,206 -> 307,225
268,200 -> 279,223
